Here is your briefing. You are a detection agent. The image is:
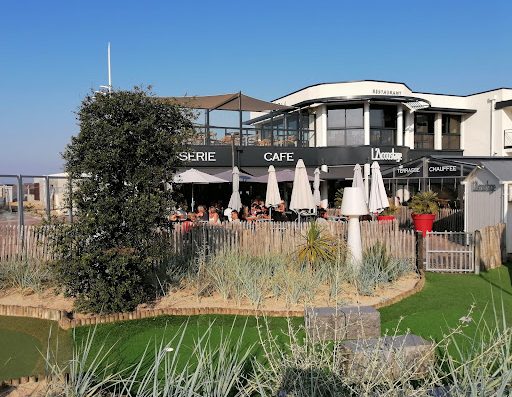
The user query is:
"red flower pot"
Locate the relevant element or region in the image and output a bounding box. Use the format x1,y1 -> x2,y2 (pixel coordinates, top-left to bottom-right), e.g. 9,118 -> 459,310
411,213 -> 436,236
377,215 -> 395,223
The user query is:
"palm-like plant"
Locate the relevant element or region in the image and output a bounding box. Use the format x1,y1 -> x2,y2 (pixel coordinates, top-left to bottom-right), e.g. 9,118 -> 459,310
296,222 -> 336,266
334,188 -> 344,208
409,191 -> 439,214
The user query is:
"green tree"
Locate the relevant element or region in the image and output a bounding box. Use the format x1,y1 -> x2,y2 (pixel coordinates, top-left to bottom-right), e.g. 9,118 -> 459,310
54,87 -> 194,313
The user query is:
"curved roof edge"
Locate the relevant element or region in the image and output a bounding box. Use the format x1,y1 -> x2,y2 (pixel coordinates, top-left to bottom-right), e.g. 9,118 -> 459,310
272,80 -> 512,102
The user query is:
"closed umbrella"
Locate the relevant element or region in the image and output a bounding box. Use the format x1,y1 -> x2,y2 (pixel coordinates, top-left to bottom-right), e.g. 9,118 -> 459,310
290,159 -> 316,215
352,164 -> 367,204
368,161 -> 389,214
173,168 -> 227,211
228,166 -> 243,211
313,168 -> 321,207
265,165 -> 281,207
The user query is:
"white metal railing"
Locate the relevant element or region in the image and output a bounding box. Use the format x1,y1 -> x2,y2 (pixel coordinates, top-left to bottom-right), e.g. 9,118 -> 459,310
504,129 -> 512,149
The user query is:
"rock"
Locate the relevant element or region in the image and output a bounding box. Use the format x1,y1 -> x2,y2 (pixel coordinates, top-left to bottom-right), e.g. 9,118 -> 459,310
338,334 -> 435,380
305,306 -> 381,341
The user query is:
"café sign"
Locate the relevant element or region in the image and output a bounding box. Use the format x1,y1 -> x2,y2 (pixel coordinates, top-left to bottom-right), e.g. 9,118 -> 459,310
371,148 -> 403,163
264,152 -> 294,162
472,181 -> 496,193
396,164 -> 421,174
177,151 -> 216,162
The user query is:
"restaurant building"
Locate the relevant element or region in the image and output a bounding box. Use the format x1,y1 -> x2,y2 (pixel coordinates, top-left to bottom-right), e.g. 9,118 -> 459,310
170,80 -> 512,207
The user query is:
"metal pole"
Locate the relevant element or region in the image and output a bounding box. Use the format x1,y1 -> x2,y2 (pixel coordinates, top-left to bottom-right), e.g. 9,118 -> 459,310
238,91 -> 242,145
45,176 -> 51,220
205,110 -> 210,145
17,175 -> 25,250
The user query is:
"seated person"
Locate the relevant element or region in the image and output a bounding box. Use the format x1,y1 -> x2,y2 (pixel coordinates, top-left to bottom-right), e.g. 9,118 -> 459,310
196,205 -> 208,221
231,210 -> 241,223
316,208 -> 329,225
208,206 -> 220,224
272,201 -> 288,222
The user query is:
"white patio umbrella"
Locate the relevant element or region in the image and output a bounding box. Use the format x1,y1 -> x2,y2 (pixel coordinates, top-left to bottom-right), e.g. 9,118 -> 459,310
368,161 -> 389,214
290,159 -> 316,218
265,165 -> 281,207
313,168 -> 321,207
173,168 -> 227,211
352,164 -> 367,204
228,166 -> 243,211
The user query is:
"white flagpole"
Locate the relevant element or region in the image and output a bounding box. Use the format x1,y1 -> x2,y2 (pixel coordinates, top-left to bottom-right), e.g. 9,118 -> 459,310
107,42 -> 112,93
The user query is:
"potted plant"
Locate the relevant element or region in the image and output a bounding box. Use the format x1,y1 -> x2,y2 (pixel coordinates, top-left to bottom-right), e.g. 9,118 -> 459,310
409,191 -> 439,236
377,200 -> 398,222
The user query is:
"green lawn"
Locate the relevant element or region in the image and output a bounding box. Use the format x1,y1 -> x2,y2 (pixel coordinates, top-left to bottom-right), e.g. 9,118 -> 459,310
73,315 -> 303,373
2,264 -> 509,381
0,316 -> 72,381
380,263 -> 512,341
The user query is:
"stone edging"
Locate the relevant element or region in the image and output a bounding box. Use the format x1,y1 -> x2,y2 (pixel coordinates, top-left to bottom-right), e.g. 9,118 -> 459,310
58,307 -> 304,330
0,274 -> 425,331
0,274 -> 425,387
0,304 -> 68,322
373,273 -> 425,309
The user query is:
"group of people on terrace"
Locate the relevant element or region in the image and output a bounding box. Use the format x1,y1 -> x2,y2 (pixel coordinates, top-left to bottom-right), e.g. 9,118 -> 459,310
168,197 -> 331,230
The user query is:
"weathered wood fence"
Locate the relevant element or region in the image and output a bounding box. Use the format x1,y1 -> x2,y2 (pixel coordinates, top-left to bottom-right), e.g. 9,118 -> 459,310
474,223 -> 506,271
0,220 -> 416,262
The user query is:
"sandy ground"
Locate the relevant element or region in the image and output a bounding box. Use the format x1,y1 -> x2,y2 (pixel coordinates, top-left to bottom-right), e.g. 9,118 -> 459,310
0,273 -> 420,316
0,381 -> 47,397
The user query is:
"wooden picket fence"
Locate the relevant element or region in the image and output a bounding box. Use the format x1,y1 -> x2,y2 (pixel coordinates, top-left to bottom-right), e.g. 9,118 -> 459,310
0,225 -> 55,262
0,220 -> 416,262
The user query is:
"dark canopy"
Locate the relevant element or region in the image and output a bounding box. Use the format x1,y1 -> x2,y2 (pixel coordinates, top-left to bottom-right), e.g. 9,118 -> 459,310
160,92 -> 293,112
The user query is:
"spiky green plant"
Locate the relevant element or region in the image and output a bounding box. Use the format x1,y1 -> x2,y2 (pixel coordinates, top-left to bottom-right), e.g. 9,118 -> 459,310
296,222 -> 336,266
409,191 -> 439,215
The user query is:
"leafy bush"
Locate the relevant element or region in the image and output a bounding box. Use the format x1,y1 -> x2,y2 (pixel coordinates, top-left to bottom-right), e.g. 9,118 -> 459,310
0,258 -> 52,293
55,248 -> 154,313
51,87 -> 194,313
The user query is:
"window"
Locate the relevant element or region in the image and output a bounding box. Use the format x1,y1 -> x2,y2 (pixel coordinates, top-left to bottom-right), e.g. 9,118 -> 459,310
370,105 -> 396,146
327,105 -> 364,146
442,115 -> 461,149
414,113 -> 435,149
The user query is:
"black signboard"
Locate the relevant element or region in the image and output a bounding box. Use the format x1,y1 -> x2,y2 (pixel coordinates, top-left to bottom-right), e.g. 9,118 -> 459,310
427,163 -> 460,177
179,145 -> 411,168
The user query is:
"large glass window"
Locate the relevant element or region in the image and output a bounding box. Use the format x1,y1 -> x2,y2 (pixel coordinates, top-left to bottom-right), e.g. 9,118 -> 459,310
414,113 -> 435,149
370,105 -> 396,146
327,105 -> 364,146
442,114 -> 461,149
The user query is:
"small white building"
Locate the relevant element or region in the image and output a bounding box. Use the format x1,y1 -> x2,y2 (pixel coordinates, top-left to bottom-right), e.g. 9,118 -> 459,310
463,160 -> 512,255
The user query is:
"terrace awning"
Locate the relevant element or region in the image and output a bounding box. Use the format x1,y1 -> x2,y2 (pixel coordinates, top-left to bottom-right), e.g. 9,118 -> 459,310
160,92 -> 293,112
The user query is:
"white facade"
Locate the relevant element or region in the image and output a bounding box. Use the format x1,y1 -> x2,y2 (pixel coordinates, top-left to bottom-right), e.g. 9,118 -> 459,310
463,164 -> 512,254
250,80 -> 512,157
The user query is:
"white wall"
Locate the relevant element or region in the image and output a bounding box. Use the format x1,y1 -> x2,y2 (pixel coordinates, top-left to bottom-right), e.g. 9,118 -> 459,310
249,81 -> 512,155
465,169 -> 503,234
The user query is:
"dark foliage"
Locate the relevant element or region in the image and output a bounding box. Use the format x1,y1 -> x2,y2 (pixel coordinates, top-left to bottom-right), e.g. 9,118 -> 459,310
53,87 -> 194,313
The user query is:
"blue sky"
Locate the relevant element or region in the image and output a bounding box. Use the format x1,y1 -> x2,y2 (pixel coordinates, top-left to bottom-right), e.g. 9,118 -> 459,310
1,0 -> 511,174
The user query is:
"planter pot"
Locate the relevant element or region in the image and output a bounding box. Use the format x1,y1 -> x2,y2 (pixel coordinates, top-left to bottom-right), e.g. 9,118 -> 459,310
377,215 -> 395,223
411,213 -> 436,236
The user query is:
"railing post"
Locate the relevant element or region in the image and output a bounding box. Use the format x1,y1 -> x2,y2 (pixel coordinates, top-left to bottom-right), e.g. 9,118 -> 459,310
474,230 -> 481,274
16,175 -> 25,253
45,176 -> 51,220
415,231 -> 425,274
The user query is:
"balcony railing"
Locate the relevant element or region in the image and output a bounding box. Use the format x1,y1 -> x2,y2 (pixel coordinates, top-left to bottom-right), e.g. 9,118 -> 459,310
505,129 -> 512,149
189,125 -> 315,147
